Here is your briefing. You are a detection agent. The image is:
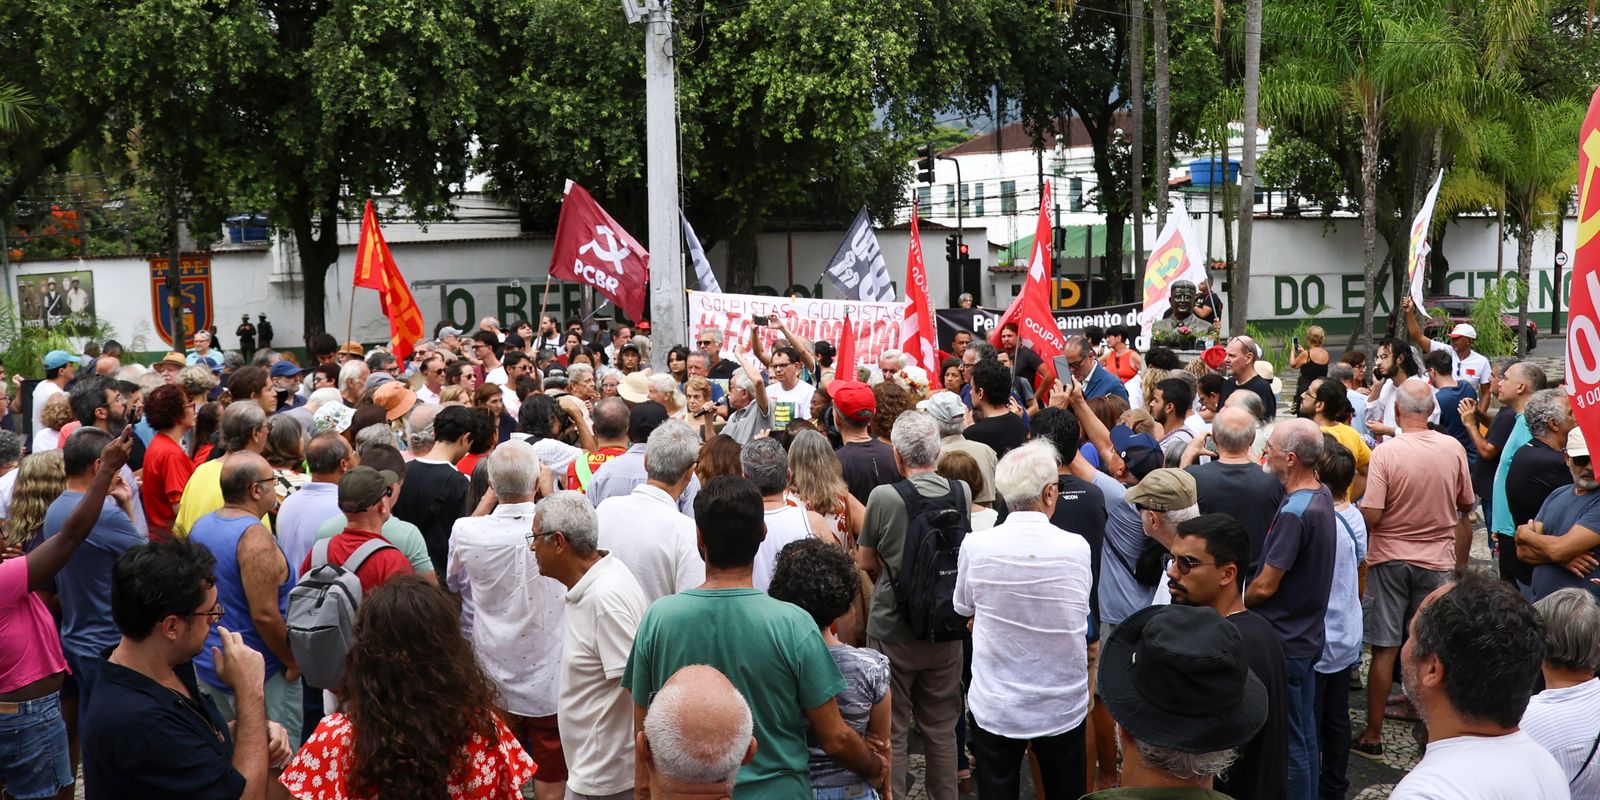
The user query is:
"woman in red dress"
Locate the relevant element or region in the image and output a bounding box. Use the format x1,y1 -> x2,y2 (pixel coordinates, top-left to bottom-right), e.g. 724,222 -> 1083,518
279,575 -> 536,799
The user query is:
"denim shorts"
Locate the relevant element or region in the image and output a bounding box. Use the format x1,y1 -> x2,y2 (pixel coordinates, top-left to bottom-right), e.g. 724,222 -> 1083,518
0,690 -> 74,800
814,784 -> 880,800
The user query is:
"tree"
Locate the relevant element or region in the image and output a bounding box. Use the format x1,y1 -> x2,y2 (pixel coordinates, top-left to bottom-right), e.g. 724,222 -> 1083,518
1232,0 -> 1261,336
1153,0 -> 1172,229
1130,0 -> 1146,261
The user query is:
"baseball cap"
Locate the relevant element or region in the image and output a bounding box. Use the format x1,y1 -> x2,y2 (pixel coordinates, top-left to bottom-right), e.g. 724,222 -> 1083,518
1126,467 -> 1198,511
1448,323 -> 1478,340
1568,427 -> 1590,459
338,466 -> 399,513
269,360 -> 303,378
42,350 -> 75,370
373,382 -> 418,421
829,380 -> 875,423
438,326 -> 464,338
1110,425 -> 1160,453
917,392 -> 967,425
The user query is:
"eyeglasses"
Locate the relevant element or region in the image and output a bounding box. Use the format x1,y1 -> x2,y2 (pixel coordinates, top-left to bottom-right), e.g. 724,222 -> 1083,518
525,530 -> 561,547
695,340 -> 714,347
1164,554 -> 1217,575
255,476 -> 277,489
188,601 -> 226,623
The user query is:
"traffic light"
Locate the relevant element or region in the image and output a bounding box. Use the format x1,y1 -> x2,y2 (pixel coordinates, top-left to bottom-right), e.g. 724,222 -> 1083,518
958,242 -> 970,258
916,145 -> 936,185
945,235 -> 960,264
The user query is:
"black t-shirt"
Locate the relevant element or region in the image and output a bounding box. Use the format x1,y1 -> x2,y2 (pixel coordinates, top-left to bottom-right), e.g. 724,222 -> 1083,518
1219,374 -> 1279,420
1473,406 -> 1519,502
964,412 -> 1030,458
1185,461 -> 1285,570
1216,610 -> 1289,800
836,439 -> 901,506
1005,346 -> 1043,389
1052,473 -> 1107,638
392,459 -> 471,573
1506,439 -> 1574,531
708,358 -> 741,381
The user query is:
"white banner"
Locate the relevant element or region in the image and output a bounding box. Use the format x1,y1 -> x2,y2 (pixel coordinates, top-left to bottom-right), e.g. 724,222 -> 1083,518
1407,169 -> 1445,309
687,290 -> 905,368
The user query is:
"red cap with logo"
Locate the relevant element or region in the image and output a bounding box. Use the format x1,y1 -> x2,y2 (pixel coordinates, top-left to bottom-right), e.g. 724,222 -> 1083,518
829,380 -> 876,423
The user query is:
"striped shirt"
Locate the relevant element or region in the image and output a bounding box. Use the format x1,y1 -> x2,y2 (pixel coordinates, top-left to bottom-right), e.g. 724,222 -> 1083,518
1521,678 -> 1600,797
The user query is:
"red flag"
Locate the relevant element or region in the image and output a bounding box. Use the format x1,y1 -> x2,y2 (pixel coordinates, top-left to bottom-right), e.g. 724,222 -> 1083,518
548,181 -> 650,321
990,182 -> 1066,364
837,312 -> 857,382
1567,86 -> 1600,449
353,200 -> 425,361
899,205 -> 938,375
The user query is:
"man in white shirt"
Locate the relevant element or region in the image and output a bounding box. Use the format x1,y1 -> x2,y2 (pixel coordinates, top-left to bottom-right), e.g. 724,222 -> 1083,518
1368,337 -> 1439,438
595,419 -> 705,602
764,346 -> 815,429
66,278 -> 91,314
32,349 -> 76,436
414,355 -> 445,405
1388,570 -> 1567,799
603,324 -> 633,364
742,437 -> 820,592
953,440 -> 1092,799
1402,296 -> 1493,390
533,490 -> 650,800
1523,588 -> 1600,796
445,441 -> 567,800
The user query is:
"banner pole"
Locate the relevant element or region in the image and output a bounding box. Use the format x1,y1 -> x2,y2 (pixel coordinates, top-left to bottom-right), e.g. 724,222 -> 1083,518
345,286 -> 356,345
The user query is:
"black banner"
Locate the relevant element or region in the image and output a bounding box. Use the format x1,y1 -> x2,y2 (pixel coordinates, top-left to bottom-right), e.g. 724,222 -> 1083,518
935,302 -> 1142,351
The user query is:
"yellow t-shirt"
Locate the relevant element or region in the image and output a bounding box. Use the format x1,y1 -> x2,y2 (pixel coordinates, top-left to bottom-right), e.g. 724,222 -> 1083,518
173,459 -> 269,537
1321,423 -> 1372,472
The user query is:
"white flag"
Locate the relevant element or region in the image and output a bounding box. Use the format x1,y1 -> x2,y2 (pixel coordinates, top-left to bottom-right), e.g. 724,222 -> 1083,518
1406,170 -> 1444,310
681,214 -> 721,294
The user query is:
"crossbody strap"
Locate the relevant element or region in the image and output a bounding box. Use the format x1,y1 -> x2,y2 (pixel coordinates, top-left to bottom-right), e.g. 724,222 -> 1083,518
1572,727 -> 1600,785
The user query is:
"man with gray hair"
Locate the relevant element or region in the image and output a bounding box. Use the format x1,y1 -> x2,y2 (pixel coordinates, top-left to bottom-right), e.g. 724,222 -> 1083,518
1518,425 -> 1600,601
857,410 -> 968,800
743,437 -> 817,592
721,354 -> 771,445
337,359 -> 368,407
695,327 -> 740,380
1523,588 -> 1600,794
533,490 -> 650,800
1504,390 -> 1578,591
953,440 -> 1093,798
596,419 -> 706,601
1483,361 -> 1549,580
1355,380 -> 1475,758
918,391 -> 997,504
1328,362 -> 1371,437
1246,417 -> 1336,799
446,439 -> 568,800
1183,407 -> 1284,569
637,665 -> 757,798
174,400 -> 269,537
1220,335 -> 1277,420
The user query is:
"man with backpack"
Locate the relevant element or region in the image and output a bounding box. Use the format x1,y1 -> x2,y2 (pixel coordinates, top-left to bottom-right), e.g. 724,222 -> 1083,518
857,410 -> 970,800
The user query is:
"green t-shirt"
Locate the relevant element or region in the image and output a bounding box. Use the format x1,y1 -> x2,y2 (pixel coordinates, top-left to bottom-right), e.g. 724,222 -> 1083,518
623,588 -> 846,799
314,514 -> 435,574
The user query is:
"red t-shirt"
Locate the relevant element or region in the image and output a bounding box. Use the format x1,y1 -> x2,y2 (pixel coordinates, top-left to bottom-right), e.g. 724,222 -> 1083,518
565,447 -> 626,492
141,433 -> 193,538
299,529 -> 415,594
456,451 -> 485,477
280,711 -> 535,799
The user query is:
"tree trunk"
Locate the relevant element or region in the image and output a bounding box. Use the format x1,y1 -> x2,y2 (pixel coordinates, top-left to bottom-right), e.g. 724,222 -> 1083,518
1233,0 -> 1261,336
1355,107 -> 1381,351
1104,213 -> 1128,303
1130,0 -> 1146,264
1516,221 -> 1533,357
1153,0 -> 1171,230
287,201 -> 341,342
726,224 -> 760,293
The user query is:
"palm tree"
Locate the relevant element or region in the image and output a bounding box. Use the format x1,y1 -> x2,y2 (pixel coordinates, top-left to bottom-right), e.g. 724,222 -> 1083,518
0,83 -> 37,133
1263,0 -> 1479,348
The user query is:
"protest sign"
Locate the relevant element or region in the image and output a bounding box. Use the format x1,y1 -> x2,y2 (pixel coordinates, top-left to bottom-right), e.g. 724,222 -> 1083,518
687,290 -> 905,368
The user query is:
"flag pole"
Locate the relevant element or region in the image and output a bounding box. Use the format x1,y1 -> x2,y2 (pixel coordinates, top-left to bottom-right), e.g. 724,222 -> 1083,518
344,287 -> 356,345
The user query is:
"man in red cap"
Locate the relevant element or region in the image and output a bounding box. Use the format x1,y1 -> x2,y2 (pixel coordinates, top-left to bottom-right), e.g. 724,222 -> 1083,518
829,380 -> 901,504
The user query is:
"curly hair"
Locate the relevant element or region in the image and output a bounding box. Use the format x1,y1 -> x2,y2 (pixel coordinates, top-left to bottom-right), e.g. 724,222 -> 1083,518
144,384 -> 190,431
517,394 -> 561,440
177,364 -> 219,398
870,381 -> 911,441
4,451 -> 65,548
767,538 -> 860,629
337,575 -> 504,799
696,434 -> 743,485
1411,570 -> 1545,728
41,393 -> 73,430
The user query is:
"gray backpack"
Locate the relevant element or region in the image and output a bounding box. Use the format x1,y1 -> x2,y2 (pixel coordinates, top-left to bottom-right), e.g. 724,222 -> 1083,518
287,538 -> 395,690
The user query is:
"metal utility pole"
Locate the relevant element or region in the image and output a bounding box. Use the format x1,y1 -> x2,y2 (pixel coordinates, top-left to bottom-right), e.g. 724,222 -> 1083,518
630,0 -> 685,365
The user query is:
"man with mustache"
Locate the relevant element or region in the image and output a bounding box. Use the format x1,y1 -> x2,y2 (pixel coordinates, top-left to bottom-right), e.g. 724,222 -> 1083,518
1164,512 -> 1289,800
1517,424 -> 1600,602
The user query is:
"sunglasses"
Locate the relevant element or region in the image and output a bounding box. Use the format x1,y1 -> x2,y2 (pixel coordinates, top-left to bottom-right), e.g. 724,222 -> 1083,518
1164,554 -> 1217,575
1572,454 -> 1591,467
696,340 -> 714,347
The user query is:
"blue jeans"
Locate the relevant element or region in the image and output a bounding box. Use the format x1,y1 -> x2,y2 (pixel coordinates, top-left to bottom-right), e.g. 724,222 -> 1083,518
1284,655 -> 1319,800
814,784 -> 880,800
0,690 -> 73,799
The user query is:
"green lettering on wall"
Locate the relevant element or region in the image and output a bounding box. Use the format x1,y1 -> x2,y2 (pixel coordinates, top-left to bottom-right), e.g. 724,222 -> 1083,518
1302,275 -> 1326,314
1342,275 -> 1364,315
498,285 -> 528,324
1275,276 -> 1299,315
445,288 -> 476,327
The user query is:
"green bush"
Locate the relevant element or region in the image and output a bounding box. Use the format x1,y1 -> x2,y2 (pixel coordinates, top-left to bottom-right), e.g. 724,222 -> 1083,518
1471,278 -> 1521,358
0,300 -> 119,378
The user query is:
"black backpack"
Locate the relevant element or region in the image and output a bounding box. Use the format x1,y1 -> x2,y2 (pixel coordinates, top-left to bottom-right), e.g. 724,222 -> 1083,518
884,478 -> 971,642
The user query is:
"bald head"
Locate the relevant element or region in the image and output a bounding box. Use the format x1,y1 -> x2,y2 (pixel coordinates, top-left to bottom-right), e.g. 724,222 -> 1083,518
1395,379 -> 1436,423
642,665 -> 756,787
1211,407 -> 1258,456
218,451 -> 274,511
95,355 -> 120,377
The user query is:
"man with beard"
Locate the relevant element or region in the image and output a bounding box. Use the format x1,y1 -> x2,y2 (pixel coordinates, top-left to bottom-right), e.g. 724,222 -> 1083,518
1163,513 -> 1288,800
1366,337 -> 1439,440
1150,377 -> 1199,467
68,375 -> 147,536
1517,426 -> 1600,601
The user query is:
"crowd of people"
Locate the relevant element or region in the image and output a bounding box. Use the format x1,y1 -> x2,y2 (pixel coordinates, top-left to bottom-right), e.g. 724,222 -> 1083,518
0,294 -> 1596,800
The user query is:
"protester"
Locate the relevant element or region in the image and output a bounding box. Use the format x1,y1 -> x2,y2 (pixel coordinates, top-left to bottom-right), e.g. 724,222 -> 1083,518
1400,296 -> 1492,390
965,358 -> 1029,457
918,392 -> 997,504
531,489 -> 648,800
1084,604 -> 1267,799
1367,337 -> 1439,439
1101,325 -> 1143,381
1328,362 -> 1372,438
1164,513 -> 1288,800
587,402 -> 701,517
139,383 -> 194,540
624,476 -> 888,797
1355,381 -> 1475,757
1179,406 -> 1283,570
1063,336 -> 1129,402
1219,336 -> 1277,420
32,350 -> 77,438
1484,363 -> 1550,580
787,428 -> 867,548
1150,377 -> 1199,466
1386,571 -> 1565,798
279,576 -> 535,798
264,415 -> 308,501
857,411 -> 965,800
636,665 -> 757,798
1247,417 -> 1335,800
568,396 -> 631,492
829,380 -> 898,504
1523,588 -> 1600,794
1516,426 -> 1600,600
387,403 -> 473,572
188,452 -> 301,742
766,538 -> 892,798
595,419 -> 705,602
1289,326 -> 1330,416
446,440 -> 565,800
954,440 -> 1093,799
312,445 -> 435,582
82,537 -> 291,796
274,432 -> 352,575
174,401 -> 269,537
1302,378 -> 1370,498
1313,438 -> 1366,800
